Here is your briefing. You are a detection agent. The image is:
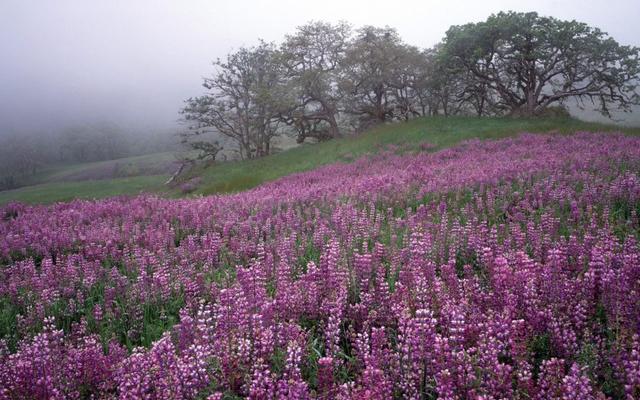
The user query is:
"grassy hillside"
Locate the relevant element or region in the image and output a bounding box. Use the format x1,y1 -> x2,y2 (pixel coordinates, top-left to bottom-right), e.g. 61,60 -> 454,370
190,116 -> 640,195
0,152 -> 176,205
0,175 -> 168,205
1,116 -> 639,205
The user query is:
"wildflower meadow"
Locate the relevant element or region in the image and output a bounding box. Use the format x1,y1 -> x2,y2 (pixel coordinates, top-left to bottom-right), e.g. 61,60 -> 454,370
1,133 -> 639,399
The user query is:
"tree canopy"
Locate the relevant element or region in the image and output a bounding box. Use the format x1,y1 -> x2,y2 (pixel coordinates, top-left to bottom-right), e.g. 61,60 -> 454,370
181,12 -> 640,160
440,11 -> 640,116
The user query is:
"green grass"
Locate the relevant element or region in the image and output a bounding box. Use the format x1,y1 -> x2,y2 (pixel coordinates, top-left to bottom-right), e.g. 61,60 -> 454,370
0,175 -> 168,205
2,115 -> 639,205
190,116 -> 640,196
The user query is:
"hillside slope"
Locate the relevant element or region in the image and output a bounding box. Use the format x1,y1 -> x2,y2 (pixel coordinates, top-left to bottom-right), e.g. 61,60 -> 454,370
188,116 -> 640,195
0,152 -> 177,205
1,116 -> 639,205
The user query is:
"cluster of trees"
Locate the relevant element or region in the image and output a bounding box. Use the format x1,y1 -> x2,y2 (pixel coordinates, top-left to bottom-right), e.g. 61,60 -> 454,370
182,11 -> 640,160
0,123 -> 178,190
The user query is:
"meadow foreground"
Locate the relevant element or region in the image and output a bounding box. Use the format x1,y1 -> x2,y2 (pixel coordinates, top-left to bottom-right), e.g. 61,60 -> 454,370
1,132 -> 640,399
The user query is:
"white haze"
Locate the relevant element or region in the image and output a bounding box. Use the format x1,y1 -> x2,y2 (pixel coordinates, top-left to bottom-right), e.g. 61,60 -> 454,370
1,0 -> 639,136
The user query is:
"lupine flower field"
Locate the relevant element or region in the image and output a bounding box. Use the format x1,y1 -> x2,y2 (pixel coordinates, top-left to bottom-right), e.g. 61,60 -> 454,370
1,132 -> 640,399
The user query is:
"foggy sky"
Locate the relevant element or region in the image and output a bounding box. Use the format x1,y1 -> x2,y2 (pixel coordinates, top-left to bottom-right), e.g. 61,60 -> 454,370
1,0 -> 639,135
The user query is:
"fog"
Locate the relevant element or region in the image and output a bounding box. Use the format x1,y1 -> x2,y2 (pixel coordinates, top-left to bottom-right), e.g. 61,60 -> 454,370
1,0 -> 639,136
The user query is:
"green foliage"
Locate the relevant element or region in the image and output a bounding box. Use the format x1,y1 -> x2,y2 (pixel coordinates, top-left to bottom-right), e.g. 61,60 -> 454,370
296,240 -> 321,277
441,11 -> 640,116
0,298 -> 21,351
528,333 -> 557,380
269,347 -> 288,376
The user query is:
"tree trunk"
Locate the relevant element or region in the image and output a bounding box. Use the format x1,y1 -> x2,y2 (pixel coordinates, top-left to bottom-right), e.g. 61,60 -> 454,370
526,98 -> 537,115
375,87 -> 386,122
327,114 -> 341,138
477,96 -> 485,116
